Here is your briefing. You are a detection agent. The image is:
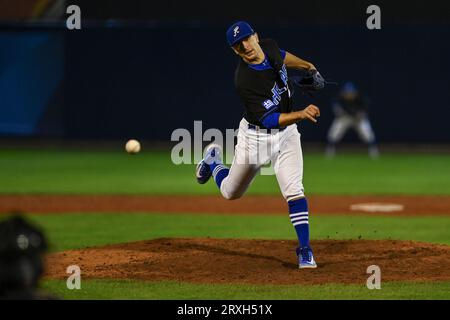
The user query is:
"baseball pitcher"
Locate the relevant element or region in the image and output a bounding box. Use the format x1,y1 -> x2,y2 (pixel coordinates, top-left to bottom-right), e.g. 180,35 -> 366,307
196,21 -> 324,268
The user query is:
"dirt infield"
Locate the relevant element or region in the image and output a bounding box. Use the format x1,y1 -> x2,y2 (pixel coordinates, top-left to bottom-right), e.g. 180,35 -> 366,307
45,238 -> 450,285
1,194 -> 450,215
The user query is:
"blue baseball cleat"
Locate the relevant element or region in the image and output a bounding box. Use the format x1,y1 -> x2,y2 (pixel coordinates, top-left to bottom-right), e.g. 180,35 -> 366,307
195,144 -> 222,184
296,246 -> 317,269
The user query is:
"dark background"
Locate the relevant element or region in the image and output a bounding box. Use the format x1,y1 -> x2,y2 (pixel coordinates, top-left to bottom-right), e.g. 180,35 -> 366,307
1,0 -> 449,143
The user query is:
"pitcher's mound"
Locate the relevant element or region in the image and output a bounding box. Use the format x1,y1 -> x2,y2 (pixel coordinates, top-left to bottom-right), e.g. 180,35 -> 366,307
45,238 -> 450,285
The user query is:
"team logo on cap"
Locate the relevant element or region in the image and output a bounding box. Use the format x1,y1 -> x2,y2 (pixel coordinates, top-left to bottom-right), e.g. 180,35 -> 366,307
233,26 -> 240,37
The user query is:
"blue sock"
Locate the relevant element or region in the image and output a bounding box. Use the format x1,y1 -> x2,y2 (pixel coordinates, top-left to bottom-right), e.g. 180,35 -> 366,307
210,163 -> 229,188
288,197 -> 310,247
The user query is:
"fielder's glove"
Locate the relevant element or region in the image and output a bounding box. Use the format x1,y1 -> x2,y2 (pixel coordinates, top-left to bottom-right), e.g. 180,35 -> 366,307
290,69 -> 326,93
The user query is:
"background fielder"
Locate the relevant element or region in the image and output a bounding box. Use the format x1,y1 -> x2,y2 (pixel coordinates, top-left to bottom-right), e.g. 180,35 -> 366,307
196,21 -> 323,268
326,82 -> 379,158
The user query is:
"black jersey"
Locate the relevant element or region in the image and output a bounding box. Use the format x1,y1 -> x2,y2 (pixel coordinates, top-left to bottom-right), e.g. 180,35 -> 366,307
334,94 -> 369,116
234,39 -> 293,128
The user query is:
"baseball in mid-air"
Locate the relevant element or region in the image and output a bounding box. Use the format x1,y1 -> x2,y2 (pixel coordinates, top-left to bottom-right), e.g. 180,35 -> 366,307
125,139 -> 141,154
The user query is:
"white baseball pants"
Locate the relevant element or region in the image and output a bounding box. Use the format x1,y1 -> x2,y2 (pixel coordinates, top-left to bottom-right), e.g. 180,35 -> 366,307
219,118 -> 305,202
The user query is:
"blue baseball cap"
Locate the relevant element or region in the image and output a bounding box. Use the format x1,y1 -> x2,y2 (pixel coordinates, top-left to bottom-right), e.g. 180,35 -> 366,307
226,21 -> 255,47
342,82 -> 357,94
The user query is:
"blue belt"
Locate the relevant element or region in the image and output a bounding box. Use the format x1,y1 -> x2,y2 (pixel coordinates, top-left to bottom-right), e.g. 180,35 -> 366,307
248,123 -> 286,133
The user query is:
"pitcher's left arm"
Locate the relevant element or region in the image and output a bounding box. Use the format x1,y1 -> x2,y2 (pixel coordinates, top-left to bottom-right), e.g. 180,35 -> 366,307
284,51 -> 316,71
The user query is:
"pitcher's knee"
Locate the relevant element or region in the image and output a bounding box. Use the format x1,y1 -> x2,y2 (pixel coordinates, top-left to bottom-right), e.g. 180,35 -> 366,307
220,185 -> 244,200
221,190 -> 243,200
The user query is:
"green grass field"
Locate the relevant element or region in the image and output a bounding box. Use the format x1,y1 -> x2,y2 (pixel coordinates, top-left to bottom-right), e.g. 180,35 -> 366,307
1,149 -> 450,195
25,213 -> 450,252
42,279 -> 450,300
1,148 -> 450,299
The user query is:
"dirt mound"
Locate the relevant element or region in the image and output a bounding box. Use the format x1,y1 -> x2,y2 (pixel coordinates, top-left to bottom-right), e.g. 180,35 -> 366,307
45,238 -> 450,285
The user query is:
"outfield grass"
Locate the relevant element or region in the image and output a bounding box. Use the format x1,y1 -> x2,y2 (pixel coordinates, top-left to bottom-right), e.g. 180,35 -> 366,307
1,149 -> 450,195
13,213 -> 450,251
41,279 -> 450,300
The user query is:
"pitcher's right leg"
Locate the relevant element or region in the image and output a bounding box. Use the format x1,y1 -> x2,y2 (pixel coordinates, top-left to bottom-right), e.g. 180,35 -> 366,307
211,140 -> 259,200
218,161 -> 259,200
196,120 -> 261,200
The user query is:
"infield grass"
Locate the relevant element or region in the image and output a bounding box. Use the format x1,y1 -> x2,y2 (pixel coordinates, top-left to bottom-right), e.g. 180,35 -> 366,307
6,213 -> 448,251
1,149 -> 450,195
42,279 -> 450,300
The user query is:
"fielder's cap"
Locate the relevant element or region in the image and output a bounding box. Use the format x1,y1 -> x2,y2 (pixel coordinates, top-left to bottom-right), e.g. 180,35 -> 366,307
226,21 -> 255,47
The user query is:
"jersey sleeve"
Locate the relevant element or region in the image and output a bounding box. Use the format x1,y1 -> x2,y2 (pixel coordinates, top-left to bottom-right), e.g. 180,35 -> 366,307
279,49 -> 286,61
261,112 -> 281,129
